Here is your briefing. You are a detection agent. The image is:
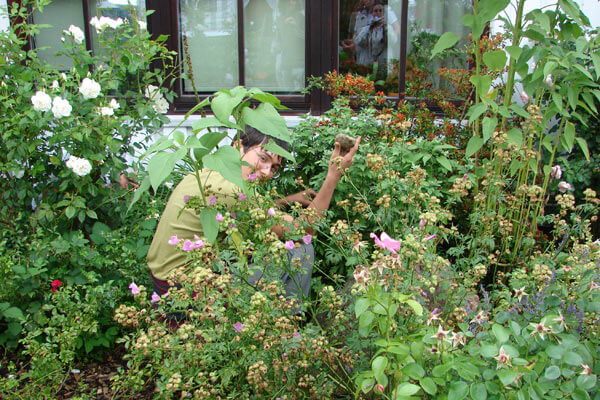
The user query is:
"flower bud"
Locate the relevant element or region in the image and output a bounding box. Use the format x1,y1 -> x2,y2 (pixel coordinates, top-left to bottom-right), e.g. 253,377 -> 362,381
550,165 -> 562,179
544,74 -> 553,87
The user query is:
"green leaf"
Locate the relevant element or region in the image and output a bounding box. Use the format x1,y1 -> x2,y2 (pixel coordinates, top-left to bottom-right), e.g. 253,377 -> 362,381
191,116 -> 233,132
437,156 -> 452,172
193,131 -> 229,162
420,377 -> 437,395
544,365 -> 561,380
200,208 -> 218,244
591,52 -> 600,80
403,363 -> 425,379
564,351 -> 583,366
505,45 -> 523,60
263,139 -> 295,163
470,75 -> 492,100
3,307 -> 24,320
470,382 -> 487,400
148,147 -> 187,192
355,298 -> 370,318
510,104 -> 530,118
479,0 -> 510,22
394,382 -> 420,397
86,209 -> 98,219
492,324 -> 510,343
203,145 -> 245,190
461,14 -> 485,40
185,97 -> 210,119
387,345 -> 409,356
431,32 -> 460,59
571,388 -> 591,400
211,88 -> 246,124
497,369 -> 518,386
563,121 -> 575,152
359,310 -> 374,330
361,377 -> 376,394
483,50 -> 507,71
481,343 -> 499,358
173,130 -> 185,146
65,206 -> 76,219
241,103 -> 291,143
465,136 -> 484,158
575,137 -> 590,161
506,128 -> 523,147
467,103 -> 487,122
576,375 -> 596,390
372,356 -> 388,385
546,344 -> 565,359
128,175 -> 151,212
405,299 -> 423,316
248,88 -> 287,109
448,381 -> 469,400
482,117 -> 498,142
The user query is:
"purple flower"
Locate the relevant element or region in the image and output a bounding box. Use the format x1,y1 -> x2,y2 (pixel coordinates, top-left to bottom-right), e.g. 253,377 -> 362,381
216,213 -> 224,222
183,195 -> 190,203
230,212 -> 236,219
424,234 -> 438,241
194,239 -> 204,249
151,292 -> 160,303
303,234 -> 312,245
168,235 -> 179,245
129,282 -> 140,295
267,207 -> 276,216
182,240 -> 194,251
285,240 -> 295,250
248,173 -> 258,181
233,322 -> 244,333
238,192 -> 247,201
209,196 -> 217,206
282,353 -> 287,358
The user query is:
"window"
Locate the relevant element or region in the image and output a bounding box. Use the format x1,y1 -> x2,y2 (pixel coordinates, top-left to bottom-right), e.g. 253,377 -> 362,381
15,0 -> 472,114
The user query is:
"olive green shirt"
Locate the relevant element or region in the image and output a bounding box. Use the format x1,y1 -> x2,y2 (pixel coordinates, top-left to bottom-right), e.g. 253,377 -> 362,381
147,170 -> 238,280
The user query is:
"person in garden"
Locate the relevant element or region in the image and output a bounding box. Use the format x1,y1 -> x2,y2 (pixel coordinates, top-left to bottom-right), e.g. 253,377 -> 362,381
147,126 -> 361,305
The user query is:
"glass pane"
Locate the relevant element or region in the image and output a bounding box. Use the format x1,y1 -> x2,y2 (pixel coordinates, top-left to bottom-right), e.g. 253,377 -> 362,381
406,0 -> 470,98
244,0 -> 306,92
179,0 -> 238,93
339,0 -> 403,95
32,0 -> 85,69
89,0 -> 146,54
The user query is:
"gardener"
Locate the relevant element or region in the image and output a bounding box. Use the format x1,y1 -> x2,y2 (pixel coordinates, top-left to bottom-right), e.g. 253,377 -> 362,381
147,126 -> 361,304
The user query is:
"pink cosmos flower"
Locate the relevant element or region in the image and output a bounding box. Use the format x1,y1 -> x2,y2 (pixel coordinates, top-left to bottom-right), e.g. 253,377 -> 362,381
424,234 -> 438,241
183,195 -> 190,203
303,234 -> 312,245
216,213 -> 224,222
168,235 -> 179,245
182,240 -> 194,251
129,282 -> 140,295
233,322 -> 244,333
194,239 -> 204,249
370,232 -> 401,254
151,292 -> 160,303
550,165 -> 562,179
238,192 -> 247,201
284,240 -> 295,250
558,181 -> 572,193
267,207 -> 276,216
248,173 -> 258,181
209,196 -> 217,206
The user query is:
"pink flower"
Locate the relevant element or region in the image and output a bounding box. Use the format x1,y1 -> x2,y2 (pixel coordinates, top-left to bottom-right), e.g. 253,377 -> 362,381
424,234 -> 438,241
238,192 -> 247,201
209,196 -> 217,206
233,322 -> 244,333
51,279 -> 62,293
267,207 -> 276,216
248,173 -> 258,181
182,240 -> 194,251
558,181 -> 572,193
376,384 -> 384,392
419,219 -> 426,227
284,240 -> 295,250
519,90 -> 530,104
370,232 -> 401,254
216,213 -> 224,222
550,165 -> 562,179
293,331 -> 301,339
129,282 -> 140,295
302,234 -> 312,245
230,212 -> 236,219
183,195 -> 190,203
194,239 -> 204,249
151,292 -> 160,303
168,235 -> 179,245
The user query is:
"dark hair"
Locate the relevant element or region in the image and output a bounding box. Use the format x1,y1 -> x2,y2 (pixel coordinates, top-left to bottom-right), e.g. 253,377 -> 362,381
239,126 -> 290,153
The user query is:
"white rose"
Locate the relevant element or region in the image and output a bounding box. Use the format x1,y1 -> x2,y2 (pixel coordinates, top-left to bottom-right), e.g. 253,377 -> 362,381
63,24 -> 85,44
51,80 -> 59,89
109,98 -> 120,110
153,97 -> 169,114
90,16 -> 123,33
60,72 -> 67,81
144,84 -> 160,100
52,96 -> 72,118
66,156 -> 92,177
79,78 -> 101,99
99,106 -> 114,116
138,20 -> 147,30
108,17 -> 124,29
31,91 -> 52,112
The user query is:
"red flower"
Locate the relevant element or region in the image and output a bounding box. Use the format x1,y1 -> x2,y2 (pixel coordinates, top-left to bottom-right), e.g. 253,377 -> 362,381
51,279 -> 62,293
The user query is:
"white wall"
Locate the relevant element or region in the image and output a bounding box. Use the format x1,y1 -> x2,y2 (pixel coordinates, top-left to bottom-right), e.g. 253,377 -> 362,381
0,0 -> 8,32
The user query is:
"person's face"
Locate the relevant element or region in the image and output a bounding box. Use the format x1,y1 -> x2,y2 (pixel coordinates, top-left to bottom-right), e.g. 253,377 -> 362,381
372,5 -> 384,17
240,145 -> 282,181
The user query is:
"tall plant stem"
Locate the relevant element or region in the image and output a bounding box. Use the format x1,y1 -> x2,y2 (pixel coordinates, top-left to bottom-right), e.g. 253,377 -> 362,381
501,0 -> 526,128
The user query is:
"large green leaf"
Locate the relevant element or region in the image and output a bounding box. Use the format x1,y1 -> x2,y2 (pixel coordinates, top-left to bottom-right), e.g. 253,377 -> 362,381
479,0 -> 510,22
470,382 -> 487,400
492,323 -> 510,343
200,208 -> 218,244
263,139 -> 295,163
148,147 -> 188,192
241,103 -> 291,143
192,131 -> 229,164
355,298 -> 370,318
465,136 -> 484,158
482,117 -> 498,142
483,50 -> 508,71
575,137 -> 590,161
372,355 -> 388,385
497,369 -> 518,386
211,88 -> 247,124
191,116 -> 234,133
462,14 -> 485,40
394,382 -> 420,397
202,145 -> 246,190
448,381 -> 469,400
248,88 -> 288,109
431,32 -> 460,59
563,121 -> 575,152
420,377 -> 437,395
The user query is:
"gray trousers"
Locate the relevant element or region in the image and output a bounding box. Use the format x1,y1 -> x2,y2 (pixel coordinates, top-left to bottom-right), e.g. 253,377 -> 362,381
248,243 -> 315,301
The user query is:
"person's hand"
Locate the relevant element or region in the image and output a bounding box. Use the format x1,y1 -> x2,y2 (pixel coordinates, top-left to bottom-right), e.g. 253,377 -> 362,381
328,136 -> 361,177
281,189 -> 317,207
119,173 -> 139,189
